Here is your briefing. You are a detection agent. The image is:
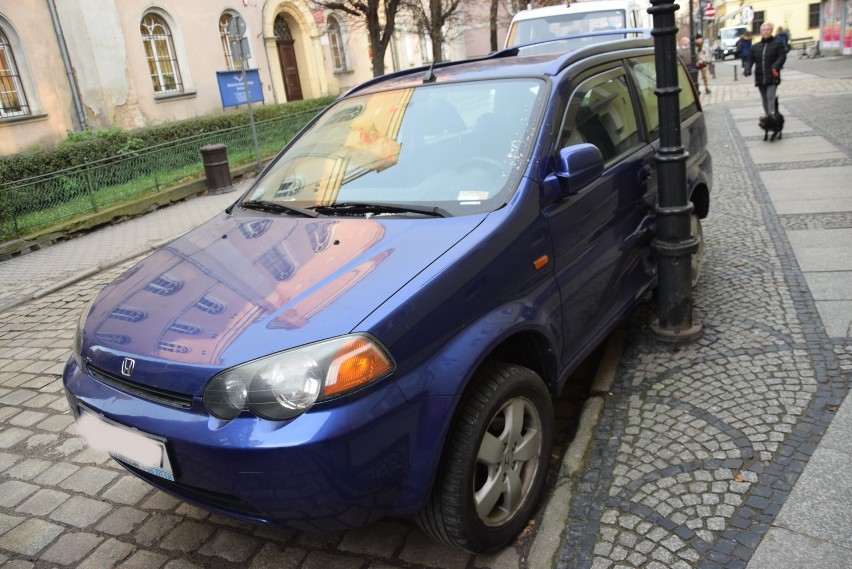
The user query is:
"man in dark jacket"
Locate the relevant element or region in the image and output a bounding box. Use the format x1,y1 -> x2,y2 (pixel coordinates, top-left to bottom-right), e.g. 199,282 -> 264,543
744,22 -> 787,116
734,31 -> 753,70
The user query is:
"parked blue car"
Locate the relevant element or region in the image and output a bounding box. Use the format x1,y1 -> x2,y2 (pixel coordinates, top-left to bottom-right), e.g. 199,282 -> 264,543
64,35 -> 711,553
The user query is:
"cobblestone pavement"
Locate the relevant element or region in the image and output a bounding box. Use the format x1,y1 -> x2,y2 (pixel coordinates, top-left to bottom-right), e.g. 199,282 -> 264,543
555,68 -> 852,567
1,61 -> 852,568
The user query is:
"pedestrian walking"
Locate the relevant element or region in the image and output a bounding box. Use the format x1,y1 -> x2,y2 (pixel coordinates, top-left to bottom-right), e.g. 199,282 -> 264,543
776,26 -> 791,53
677,35 -> 692,67
735,31 -> 753,70
744,22 -> 787,117
694,34 -> 713,92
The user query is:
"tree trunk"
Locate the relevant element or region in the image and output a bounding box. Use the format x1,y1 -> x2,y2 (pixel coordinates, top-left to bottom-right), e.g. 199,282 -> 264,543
490,0 -> 499,52
367,8 -> 385,76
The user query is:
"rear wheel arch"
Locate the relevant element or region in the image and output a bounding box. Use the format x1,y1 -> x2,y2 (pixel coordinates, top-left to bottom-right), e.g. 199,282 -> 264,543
690,184 -> 710,219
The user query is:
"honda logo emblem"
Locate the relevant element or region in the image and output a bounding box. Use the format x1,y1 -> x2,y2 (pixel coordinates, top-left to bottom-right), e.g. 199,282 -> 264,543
120,358 -> 136,377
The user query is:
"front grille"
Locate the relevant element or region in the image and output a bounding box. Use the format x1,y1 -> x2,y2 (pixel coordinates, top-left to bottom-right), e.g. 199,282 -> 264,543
86,363 -> 194,409
124,462 -> 264,518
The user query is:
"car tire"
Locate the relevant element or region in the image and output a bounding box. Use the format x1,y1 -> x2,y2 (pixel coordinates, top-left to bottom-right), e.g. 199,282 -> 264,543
690,212 -> 704,288
415,361 -> 553,553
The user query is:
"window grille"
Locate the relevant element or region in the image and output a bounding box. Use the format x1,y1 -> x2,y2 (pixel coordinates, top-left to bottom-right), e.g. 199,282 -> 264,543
140,13 -> 184,94
239,219 -> 272,239
94,333 -> 131,345
328,16 -> 347,71
0,29 -> 29,118
195,296 -> 225,315
168,323 -> 202,335
144,275 -> 184,296
219,13 -> 243,70
260,248 -> 295,281
158,341 -> 190,353
109,308 -> 148,323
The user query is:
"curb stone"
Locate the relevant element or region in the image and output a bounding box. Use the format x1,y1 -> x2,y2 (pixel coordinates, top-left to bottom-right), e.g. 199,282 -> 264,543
528,327 -> 624,567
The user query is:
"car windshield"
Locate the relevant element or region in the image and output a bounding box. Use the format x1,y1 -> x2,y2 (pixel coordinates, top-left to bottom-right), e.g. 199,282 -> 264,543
243,78 -> 544,217
506,10 -> 628,47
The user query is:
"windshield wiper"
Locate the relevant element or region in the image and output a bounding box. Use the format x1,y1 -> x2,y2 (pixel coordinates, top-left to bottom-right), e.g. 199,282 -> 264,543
310,202 -> 449,218
240,200 -> 319,218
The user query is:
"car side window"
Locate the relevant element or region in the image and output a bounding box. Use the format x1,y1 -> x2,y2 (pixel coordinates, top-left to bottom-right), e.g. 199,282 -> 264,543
627,56 -> 700,142
626,57 -> 660,141
677,63 -> 699,118
558,69 -> 641,163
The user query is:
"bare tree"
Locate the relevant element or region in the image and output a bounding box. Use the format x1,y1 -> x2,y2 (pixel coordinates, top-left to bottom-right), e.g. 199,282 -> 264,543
313,0 -> 404,77
492,0 -> 526,52
408,0 -> 464,63
490,0 -> 499,52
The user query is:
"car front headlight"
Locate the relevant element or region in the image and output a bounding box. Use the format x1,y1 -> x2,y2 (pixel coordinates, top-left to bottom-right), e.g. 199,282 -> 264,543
202,334 -> 395,421
73,294 -> 98,369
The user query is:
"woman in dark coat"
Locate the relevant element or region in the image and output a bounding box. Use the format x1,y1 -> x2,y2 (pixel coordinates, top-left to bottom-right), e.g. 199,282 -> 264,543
744,22 -> 787,116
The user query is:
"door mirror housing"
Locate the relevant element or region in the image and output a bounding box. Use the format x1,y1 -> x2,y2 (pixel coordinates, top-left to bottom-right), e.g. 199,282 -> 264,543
546,143 -> 604,197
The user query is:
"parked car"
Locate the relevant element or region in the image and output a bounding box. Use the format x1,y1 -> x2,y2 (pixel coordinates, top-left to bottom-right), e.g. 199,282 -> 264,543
64,33 -> 711,554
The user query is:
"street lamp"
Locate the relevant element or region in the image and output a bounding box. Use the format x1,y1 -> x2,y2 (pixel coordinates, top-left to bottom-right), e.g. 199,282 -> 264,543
647,0 -> 703,342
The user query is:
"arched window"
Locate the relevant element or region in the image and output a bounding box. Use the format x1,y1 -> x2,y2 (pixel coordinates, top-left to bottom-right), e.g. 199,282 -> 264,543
0,28 -> 29,117
144,275 -> 183,296
140,13 -> 183,94
219,12 -> 243,70
109,307 -> 148,323
327,16 -> 347,72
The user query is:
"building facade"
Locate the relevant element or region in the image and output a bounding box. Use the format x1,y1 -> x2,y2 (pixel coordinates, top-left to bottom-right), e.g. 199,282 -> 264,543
1,1 -> 511,156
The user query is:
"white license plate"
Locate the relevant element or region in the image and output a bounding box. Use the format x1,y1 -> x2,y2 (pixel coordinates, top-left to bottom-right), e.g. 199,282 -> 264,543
76,407 -> 174,481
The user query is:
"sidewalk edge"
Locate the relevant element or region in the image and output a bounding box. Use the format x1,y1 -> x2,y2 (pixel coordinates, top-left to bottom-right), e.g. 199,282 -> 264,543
526,327 -> 624,567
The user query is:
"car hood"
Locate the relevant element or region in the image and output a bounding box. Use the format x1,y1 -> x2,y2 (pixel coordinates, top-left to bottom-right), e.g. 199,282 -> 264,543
81,211 -> 484,395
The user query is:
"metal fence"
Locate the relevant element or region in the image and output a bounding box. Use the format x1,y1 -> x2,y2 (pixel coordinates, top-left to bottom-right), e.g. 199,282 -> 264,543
0,108 -> 321,241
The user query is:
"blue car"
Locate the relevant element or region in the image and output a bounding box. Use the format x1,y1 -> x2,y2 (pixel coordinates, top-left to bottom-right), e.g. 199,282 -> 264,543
64,35 -> 711,553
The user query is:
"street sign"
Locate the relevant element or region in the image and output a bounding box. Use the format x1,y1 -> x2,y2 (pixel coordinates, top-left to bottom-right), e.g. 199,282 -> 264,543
216,69 -> 264,108
227,15 -> 246,39
230,37 -> 251,61
704,5 -> 716,18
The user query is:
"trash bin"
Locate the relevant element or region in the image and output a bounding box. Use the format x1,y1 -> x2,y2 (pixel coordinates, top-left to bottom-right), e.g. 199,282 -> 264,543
200,144 -> 233,195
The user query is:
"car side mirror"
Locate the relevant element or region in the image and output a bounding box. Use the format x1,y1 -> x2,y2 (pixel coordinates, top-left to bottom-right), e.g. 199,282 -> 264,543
547,143 -> 604,197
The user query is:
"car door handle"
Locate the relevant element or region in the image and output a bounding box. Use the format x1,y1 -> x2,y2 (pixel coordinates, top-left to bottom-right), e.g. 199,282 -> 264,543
637,165 -> 652,190
623,216 -> 655,250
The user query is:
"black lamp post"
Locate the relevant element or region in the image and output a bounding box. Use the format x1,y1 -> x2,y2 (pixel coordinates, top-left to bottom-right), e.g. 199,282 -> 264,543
647,0 -> 703,342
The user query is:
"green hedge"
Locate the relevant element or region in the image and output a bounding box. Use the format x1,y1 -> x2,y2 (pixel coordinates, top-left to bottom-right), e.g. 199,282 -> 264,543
0,97 -> 335,185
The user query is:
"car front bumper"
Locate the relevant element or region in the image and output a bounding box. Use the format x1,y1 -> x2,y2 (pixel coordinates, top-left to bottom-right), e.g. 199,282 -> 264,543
63,358 -> 454,531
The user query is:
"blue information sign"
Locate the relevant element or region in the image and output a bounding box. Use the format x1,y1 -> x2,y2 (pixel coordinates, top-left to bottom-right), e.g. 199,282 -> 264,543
216,69 -> 264,108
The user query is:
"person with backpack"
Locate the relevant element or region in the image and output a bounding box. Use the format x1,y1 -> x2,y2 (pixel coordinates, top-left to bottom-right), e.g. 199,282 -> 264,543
744,22 -> 787,117
734,31 -> 753,70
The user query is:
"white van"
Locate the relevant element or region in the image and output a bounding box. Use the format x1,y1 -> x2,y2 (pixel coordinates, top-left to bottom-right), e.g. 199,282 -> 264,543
716,25 -> 748,60
504,0 -> 651,48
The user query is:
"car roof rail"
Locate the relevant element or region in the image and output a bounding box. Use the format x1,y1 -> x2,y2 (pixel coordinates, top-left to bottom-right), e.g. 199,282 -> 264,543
340,28 -> 652,98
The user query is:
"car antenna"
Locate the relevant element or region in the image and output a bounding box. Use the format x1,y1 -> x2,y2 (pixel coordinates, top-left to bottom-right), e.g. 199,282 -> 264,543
423,60 -> 437,83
